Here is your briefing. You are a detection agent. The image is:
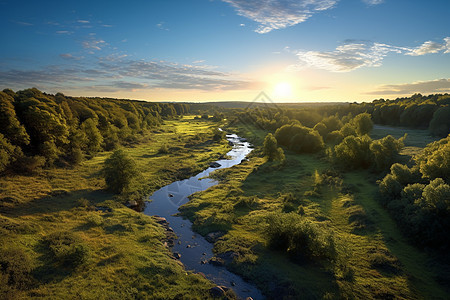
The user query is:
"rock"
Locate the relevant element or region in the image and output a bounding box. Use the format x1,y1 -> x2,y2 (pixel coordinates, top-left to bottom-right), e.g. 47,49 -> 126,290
127,200 -> 138,207
209,286 -> 226,298
239,137 -> 247,142
168,193 -> 174,197
186,244 -> 191,248
202,252 -> 206,256
228,141 -> 234,146
167,227 -> 174,232
174,252 -> 181,259
178,240 -> 182,245
246,297 -> 254,300
153,216 -> 168,224
209,162 -> 221,168
200,259 -> 208,264
230,281 -> 236,286
205,231 -> 225,243
209,257 -> 225,266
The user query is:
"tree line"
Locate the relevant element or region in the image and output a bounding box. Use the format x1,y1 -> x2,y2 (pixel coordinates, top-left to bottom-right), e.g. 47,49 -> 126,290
0,88 -> 190,174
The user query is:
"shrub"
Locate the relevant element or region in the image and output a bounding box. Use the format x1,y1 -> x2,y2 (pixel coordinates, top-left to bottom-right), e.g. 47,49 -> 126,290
263,133 -> 285,161
266,212 -> 336,262
44,231 -> 90,268
0,247 -> 33,289
103,149 -> 140,194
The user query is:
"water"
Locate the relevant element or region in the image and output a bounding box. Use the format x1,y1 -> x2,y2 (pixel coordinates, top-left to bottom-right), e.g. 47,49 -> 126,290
143,134 -> 263,300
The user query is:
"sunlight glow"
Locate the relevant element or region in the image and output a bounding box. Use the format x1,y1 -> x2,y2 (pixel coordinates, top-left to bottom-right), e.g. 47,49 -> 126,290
273,82 -> 293,99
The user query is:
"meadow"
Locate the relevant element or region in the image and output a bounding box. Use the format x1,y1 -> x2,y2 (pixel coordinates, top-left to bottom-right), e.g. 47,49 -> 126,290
0,117 -> 235,299
180,123 -> 448,299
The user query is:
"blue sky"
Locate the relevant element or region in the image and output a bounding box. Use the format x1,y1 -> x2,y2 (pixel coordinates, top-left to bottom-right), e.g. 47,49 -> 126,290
0,0 -> 449,102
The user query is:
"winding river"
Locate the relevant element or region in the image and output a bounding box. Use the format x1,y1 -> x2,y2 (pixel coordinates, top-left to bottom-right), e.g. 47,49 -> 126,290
143,133 -> 263,300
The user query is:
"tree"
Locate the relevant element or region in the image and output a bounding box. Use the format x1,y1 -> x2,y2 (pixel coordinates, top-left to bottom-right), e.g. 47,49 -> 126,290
103,149 -> 140,194
263,133 -> 285,161
429,107 -> 450,137
352,113 -> 373,136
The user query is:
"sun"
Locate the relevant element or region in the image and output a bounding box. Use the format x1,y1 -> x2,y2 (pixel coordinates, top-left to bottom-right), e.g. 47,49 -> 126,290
273,82 -> 293,99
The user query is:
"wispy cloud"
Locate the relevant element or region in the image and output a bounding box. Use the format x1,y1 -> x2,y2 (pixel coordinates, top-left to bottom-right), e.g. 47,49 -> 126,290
82,39 -> 106,51
0,56 -> 260,92
367,79 -> 450,95
77,20 -> 90,24
363,0 -> 384,5
156,22 -> 169,31
296,41 -> 404,72
56,30 -> 73,35
406,40 -> 447,56
293,37 -> 450,72
222,0 -> 337,33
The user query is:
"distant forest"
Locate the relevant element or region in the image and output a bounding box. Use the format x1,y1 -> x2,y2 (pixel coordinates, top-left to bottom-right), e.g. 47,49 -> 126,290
0,88 -> 191,174
1,89 -> 449,176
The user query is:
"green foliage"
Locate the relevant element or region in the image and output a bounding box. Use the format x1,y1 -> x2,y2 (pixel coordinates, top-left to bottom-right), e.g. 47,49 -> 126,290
331,135 -> 404,171
275,124 -> 324,153
429,106 -> 450,137
416,135 -> 450,182
44,231 -> 90,268
263,133 -> 285,161
379,135 -> 450,250
103,149 -> 140,194
266,212 -> 336,261
0,88 -> 187,174
0,247 -> 33,290
0,92 -> 30,146
352,113 -> 373,136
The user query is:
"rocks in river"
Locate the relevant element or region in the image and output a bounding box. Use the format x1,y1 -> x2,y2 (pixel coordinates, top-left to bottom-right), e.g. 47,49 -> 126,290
186,244 -> 191,248
209,257 -> 225,266
239,137 -> 247,142
153,216 -> 168,224
209,162 -> 221,168
173,252 -> 181,259
200,259 -> 208,264
168,193 -> 174,197
209,286 -> 229,297
205,231 -> 225,243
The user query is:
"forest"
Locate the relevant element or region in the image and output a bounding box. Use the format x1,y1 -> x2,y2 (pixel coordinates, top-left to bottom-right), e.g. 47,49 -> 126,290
1,88 -> 449,299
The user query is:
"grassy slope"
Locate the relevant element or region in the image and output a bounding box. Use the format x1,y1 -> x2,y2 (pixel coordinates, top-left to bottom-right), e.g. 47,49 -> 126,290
0,116 -> 233,299
180,124 -> 448,299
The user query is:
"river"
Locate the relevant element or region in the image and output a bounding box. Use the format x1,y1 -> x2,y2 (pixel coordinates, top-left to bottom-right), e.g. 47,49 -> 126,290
143,133 -> 263,300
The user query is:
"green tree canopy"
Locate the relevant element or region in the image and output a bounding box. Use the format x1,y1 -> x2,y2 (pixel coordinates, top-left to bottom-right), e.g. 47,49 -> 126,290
103,149 -> 140,194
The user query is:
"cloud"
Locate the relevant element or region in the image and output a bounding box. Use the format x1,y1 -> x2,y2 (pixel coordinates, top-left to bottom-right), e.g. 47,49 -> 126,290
407,40 -> 446,56
222,0 -> 337,33
296,41 -> 404,72
82,39 -> 106,51
367,79 -> 450,95
77,20 -> 90,24
363,0 -> 383,5
293,37 -> 450,72
0,56 -> 260,92
56,30 -> 73,35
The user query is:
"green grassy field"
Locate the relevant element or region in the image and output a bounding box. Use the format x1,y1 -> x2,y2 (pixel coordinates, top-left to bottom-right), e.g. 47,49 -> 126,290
0,116 -> 235,299
180,124 -> 448,299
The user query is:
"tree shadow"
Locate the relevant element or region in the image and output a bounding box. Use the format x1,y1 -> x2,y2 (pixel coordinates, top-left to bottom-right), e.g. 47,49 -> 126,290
0,189 -> 113,217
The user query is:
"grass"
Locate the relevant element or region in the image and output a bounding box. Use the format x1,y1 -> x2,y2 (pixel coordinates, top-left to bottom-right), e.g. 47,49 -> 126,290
0,116 -> 234,299
180,124 -> 448,299
371,124 -> 438,158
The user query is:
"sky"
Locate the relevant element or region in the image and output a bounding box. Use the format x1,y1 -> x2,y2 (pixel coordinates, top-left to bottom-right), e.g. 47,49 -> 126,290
0,0 -> 449,102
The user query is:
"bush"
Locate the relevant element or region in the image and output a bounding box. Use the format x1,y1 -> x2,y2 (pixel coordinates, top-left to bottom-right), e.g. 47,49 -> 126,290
263,133 -> 285,161
44,231 -> 90,268
0,247 -> 33,289
266,212 -> 336,262
103,149 -> 140,194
